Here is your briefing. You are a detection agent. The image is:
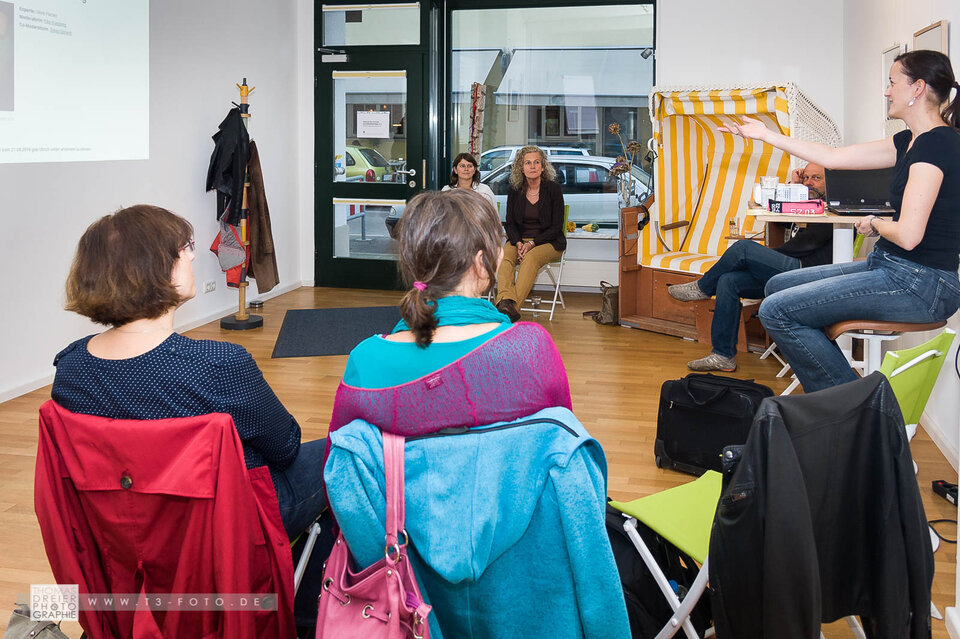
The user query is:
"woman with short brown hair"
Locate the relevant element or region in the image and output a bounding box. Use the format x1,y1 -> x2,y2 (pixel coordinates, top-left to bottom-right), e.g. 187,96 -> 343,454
53,205 -> 326,540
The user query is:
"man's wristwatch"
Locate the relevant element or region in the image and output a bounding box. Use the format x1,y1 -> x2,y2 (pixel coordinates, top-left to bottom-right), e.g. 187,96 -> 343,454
868,215 -> 880,236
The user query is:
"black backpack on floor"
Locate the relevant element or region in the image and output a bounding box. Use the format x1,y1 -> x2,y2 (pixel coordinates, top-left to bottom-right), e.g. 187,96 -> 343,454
605,503 -> 711,638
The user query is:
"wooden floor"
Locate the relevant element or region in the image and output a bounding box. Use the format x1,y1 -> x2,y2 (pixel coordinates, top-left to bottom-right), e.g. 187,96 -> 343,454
1,286 -> 956,637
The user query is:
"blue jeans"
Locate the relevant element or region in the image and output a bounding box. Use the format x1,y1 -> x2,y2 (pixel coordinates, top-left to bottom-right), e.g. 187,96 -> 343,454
759,249 -> 960,393
696,240 -> 802,358
273,438 -> 328,539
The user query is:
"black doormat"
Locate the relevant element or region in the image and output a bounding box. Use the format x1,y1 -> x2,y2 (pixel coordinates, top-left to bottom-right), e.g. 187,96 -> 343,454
271,306 -> 402,358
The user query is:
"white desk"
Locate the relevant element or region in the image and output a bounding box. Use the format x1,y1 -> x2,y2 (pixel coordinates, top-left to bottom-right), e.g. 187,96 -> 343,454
744,209 -> 859,263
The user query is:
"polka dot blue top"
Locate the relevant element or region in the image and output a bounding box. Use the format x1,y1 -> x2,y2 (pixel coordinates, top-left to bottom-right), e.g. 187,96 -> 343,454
52,333 -> 301,479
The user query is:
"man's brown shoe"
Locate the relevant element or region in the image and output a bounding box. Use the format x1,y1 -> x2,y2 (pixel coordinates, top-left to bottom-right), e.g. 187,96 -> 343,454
497,299 -> 521,322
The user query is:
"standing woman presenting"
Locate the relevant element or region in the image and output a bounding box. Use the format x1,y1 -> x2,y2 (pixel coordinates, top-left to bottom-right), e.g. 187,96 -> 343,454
721,50 -> 960,392
495,145 -> 566,322
441,152 -> 496,206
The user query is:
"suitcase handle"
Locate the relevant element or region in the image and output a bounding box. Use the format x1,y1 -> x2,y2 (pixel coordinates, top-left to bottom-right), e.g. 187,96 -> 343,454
682,378 -> 729,406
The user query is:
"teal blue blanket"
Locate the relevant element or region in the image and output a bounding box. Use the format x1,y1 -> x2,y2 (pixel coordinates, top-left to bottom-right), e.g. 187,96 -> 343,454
325,407 -> 630,639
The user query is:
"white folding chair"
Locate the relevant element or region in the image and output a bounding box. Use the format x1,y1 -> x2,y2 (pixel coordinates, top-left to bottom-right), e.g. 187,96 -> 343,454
519,251 -> 566,320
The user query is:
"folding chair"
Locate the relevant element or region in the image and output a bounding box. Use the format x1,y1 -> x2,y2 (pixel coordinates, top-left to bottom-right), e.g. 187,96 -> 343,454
880,328 -> 956,576
880,328 -> 956,443
519,204 -> 569,320
609,470 -> 721,639
610,470 -> 872,639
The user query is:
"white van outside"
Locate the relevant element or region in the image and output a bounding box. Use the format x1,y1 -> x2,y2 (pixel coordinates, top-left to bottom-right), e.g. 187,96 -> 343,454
477,146 -> 590,177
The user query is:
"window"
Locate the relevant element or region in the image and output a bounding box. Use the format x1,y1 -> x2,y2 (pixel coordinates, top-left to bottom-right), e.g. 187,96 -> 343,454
554,162 -> 609,195
451,4 -> 654,175
478,149 -> 512,173
322,3 -> 420,47
358,148 -> 390,167
486,167 -> 511,195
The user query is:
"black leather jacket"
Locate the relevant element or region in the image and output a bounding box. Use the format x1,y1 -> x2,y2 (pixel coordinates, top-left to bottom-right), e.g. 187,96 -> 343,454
710,373 -> 934,639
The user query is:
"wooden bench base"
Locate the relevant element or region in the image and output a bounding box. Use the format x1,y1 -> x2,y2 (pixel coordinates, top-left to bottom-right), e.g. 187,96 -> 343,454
619,265 -> 768,352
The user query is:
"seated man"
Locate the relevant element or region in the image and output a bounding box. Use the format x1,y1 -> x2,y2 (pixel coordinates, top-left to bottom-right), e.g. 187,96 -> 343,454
667,163 -> 832,372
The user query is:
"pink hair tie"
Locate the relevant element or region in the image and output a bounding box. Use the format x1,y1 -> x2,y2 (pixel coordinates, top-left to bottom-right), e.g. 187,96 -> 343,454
413,281 -> 427,291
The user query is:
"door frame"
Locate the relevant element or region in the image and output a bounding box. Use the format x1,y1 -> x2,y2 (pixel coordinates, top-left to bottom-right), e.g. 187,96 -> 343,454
314,1 -> 432,289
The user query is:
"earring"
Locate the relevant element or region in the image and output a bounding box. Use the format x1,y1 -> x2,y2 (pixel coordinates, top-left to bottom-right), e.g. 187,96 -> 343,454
908,97 -> 916,107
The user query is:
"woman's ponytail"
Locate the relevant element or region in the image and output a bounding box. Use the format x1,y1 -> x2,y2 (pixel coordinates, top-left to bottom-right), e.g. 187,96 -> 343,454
946,81 -> 960,129
398,282 -> 439,348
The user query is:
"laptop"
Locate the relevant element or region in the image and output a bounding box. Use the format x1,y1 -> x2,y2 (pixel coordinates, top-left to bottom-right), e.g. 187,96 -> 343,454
824,168 -> 896,215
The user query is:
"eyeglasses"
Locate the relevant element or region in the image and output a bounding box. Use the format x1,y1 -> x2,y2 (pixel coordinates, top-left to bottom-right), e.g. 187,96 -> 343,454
182,238 -> 196,254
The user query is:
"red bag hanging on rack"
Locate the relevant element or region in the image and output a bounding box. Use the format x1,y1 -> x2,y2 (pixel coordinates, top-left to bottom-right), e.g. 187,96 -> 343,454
209,221 -> 248,288
315,432 -> 432,639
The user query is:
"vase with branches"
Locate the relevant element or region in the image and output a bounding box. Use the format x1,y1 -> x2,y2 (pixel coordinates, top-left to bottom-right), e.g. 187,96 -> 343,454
607,122 -> 644,209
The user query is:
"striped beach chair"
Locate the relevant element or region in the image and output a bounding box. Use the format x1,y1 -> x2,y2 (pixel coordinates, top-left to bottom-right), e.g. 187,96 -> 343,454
621,84 -> 840,339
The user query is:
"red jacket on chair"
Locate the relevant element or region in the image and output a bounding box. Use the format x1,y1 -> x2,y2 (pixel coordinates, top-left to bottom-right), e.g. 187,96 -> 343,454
34,400 -> 295,639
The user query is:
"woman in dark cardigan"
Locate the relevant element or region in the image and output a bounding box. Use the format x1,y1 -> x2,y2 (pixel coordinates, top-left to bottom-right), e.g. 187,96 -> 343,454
494,145 -> 566,322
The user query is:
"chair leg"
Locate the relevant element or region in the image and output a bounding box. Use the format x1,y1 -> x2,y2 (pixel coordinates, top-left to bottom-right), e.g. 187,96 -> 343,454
294,521 -> 322,594
520,255 -> 565,320
760,342 -> 790,372
844,615 -> 867,639
865,337 -> 884,376
780,375 -> 801,396
549,256 -> 566,320
623,518 -> 701,639
654,557 -> 711,639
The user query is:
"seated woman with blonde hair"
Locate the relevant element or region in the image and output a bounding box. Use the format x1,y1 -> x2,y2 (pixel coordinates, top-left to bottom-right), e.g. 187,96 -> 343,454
494,145 -> 566,322
52,205 -> 326,539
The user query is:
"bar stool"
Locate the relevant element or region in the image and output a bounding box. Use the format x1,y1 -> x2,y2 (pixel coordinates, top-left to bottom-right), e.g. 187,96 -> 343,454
826,320 -> 948,376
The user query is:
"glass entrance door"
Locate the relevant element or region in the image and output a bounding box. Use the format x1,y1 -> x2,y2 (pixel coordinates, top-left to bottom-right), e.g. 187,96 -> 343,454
315,3 -> 426,289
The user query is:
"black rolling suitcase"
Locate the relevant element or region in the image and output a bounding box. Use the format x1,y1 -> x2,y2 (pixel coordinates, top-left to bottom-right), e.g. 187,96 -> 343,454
654,373 -> 773,475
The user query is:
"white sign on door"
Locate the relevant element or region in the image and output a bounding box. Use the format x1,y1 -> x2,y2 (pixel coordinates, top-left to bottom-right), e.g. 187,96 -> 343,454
357,111 -> 391,139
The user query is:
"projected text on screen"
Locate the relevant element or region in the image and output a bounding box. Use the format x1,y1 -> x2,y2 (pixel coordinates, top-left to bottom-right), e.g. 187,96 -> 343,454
0,0 -> 148,164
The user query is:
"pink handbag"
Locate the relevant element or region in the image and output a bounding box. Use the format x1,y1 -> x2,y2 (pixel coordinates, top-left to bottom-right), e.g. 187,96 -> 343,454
315,432 -> 432,639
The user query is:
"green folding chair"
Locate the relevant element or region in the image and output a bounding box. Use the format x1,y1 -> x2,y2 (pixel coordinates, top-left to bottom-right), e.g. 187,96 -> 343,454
879,328 -> 954,616
610,470 -> 871,639
609,471 -> 721,639
879,328 -> 956,442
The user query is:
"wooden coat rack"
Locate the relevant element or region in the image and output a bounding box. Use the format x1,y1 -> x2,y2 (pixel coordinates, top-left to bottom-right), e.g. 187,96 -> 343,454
221,78 -> 264,330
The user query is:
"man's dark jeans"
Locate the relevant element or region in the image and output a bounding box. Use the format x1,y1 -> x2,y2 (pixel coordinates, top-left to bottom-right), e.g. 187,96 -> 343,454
696,240 -> 801,358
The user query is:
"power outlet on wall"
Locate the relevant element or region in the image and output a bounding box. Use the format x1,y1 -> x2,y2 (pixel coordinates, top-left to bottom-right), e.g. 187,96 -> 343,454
203,281 -> 216,294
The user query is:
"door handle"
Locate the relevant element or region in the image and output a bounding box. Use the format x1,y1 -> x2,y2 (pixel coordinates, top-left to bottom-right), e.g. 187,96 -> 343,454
396,168 -> 417,177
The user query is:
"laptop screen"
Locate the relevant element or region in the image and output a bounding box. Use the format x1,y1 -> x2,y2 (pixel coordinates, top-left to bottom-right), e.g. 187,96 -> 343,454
824,168 -> 894,207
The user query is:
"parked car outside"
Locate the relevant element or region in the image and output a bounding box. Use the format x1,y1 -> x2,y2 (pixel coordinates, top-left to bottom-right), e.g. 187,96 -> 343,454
341,146 -> 396,182
480,155 -> 653,224
477,145 -> 590,178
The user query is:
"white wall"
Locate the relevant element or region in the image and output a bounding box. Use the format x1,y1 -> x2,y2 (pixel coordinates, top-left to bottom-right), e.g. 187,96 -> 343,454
843,0 -> 958,145
842,0 -> 960,471
297,0 -> 316,286
0,0 -> 304,401
655,0 -> 846,134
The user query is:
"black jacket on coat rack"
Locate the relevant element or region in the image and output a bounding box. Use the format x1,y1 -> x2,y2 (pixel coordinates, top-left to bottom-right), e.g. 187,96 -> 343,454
206,107 -> 250,225
710,372 -> 933,639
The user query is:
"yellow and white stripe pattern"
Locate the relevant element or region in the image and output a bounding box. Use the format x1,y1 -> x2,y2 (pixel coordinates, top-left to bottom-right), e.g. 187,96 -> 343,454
641,86 -> 795,274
